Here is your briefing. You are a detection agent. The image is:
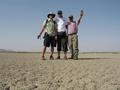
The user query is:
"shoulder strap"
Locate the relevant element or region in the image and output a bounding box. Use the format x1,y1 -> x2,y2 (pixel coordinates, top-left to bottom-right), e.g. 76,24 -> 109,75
44,19 -> 48,28
44,19 -> 56,29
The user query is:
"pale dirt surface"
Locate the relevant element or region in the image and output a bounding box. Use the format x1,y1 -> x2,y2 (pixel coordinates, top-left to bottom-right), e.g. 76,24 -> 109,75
0,53 -> 120,90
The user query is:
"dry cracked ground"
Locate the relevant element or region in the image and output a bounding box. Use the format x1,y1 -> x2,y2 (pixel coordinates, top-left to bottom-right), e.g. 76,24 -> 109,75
0,52 -> 120,90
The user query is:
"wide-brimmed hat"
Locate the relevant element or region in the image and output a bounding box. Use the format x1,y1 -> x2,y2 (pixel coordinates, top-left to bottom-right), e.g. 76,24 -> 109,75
47,12 -> 55,18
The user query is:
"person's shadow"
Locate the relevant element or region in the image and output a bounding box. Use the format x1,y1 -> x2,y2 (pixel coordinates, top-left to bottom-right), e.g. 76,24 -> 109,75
77,58 -> 109,60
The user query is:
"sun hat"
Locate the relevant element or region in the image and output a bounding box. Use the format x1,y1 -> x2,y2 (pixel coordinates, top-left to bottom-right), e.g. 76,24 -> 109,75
47,12 -> 55,18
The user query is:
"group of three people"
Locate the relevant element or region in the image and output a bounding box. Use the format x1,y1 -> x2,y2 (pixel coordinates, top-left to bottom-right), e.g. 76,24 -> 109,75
37,10 -> 84,60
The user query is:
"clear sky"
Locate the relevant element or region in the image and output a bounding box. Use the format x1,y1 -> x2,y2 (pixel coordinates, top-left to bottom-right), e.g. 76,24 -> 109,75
0,0 -> 120,52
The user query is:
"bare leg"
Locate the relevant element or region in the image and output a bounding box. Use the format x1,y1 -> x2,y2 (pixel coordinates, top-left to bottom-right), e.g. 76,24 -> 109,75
64,51 -> 67,59
50,47 -> 54,56
57,51 -> 60,59
42,46 -> 47,60
50,47 -> 54,60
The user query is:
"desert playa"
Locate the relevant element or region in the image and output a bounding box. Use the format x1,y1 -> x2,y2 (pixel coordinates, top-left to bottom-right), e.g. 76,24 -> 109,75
0,52 -> 120,90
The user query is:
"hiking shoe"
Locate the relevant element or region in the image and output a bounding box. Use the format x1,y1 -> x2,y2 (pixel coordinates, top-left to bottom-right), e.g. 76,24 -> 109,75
50,55 -> 54,60
64,56 -> 67,60
68,57 -> 73,59
73,57 -> 78,60
56,56 -> 60,59
68,55 -> 73,59
41,56 -> 46,60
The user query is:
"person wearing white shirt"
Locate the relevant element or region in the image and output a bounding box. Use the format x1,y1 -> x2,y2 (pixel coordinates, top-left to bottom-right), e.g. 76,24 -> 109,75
55,10 -> 68,59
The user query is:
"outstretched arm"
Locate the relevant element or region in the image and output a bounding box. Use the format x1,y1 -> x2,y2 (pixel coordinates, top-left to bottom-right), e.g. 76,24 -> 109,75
37,20 -> 47,39
37,26 -> 45,39
76,10 -> 84,26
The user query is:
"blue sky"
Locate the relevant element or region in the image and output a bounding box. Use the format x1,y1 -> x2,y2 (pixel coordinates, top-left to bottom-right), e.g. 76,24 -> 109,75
0,0 -> 120,52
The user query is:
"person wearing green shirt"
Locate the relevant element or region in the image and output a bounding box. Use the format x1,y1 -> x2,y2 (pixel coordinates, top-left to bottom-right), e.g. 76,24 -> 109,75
37,12 -> 57,60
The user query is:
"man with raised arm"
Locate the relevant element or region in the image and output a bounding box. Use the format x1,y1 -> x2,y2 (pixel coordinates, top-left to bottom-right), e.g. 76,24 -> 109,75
67,10 -> 84,60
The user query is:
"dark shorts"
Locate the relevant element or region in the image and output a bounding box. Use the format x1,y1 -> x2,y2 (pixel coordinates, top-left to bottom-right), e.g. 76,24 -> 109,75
57,32 -> 68,52
43,33 -> 56,47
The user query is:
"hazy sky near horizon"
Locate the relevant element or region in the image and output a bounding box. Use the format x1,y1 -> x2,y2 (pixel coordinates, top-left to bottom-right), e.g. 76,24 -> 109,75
0,0 -> 120,52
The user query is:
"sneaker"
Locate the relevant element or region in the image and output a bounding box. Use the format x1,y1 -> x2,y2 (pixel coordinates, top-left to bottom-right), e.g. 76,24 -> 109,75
50,55 -> 54,60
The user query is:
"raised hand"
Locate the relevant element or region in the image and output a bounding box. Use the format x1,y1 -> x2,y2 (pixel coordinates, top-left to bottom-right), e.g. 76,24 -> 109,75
80,10 -> 84,17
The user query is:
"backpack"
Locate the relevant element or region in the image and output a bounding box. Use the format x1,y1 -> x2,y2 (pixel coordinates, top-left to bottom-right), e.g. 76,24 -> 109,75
43,19 -> 57,37
44,19 -> 56,28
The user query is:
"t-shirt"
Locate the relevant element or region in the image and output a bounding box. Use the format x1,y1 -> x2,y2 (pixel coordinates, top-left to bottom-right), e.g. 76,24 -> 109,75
43,19 -> 57,36
68,21 -> 78,35
55,17 -> 67,32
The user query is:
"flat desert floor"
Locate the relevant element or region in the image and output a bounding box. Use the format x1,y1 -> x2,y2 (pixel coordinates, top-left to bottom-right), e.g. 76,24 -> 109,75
0,52 -> 120,90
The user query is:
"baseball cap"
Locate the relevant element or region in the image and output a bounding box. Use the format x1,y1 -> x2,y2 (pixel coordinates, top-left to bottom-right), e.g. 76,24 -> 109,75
57,10 -> 62,14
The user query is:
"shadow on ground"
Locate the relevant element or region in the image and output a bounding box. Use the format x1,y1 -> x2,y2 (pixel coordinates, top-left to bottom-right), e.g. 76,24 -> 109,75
78,58 -> 109,60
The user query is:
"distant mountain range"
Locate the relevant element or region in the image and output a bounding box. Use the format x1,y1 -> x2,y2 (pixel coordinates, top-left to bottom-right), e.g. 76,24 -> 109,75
0,49 -> 16,52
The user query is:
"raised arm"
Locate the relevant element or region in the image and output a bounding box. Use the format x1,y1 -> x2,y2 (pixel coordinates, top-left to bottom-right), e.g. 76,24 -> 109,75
76,10 -> 84,26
